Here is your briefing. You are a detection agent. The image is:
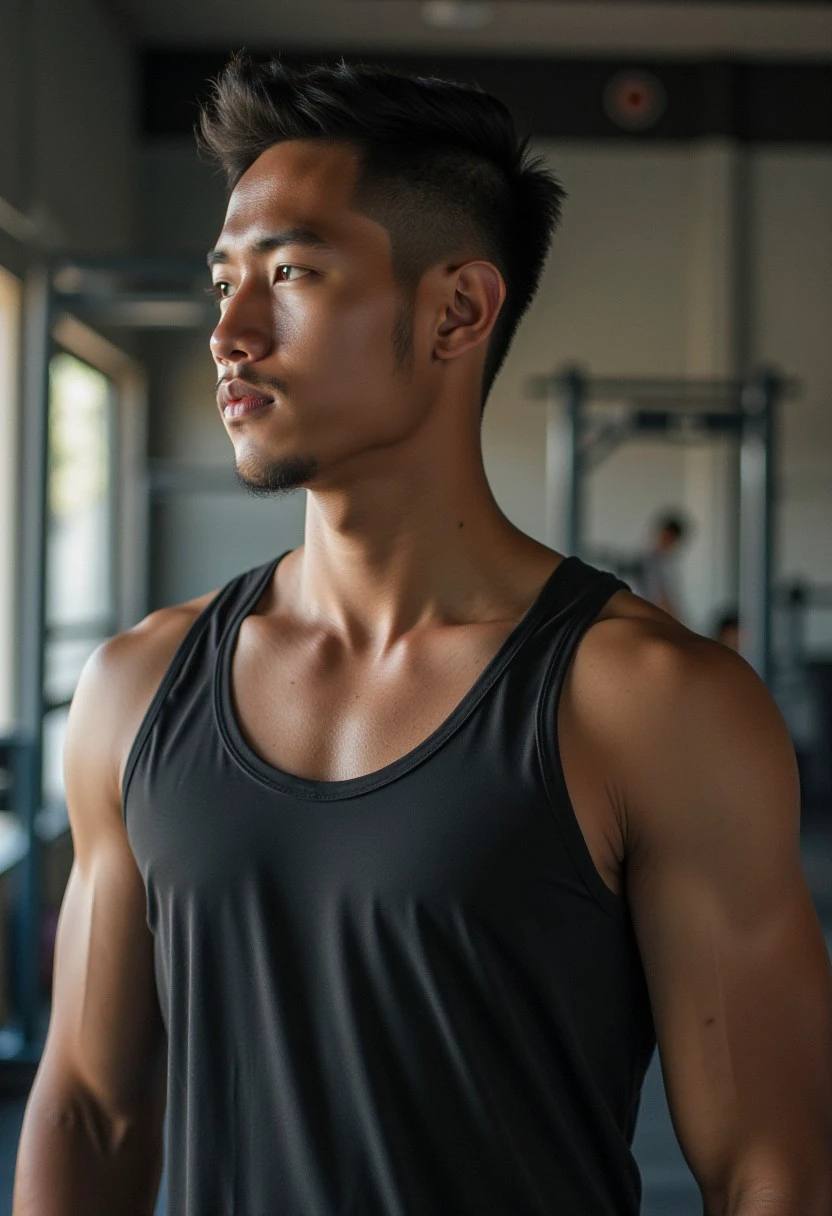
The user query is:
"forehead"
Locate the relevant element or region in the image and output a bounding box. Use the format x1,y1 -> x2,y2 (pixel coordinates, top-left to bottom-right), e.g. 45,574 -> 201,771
217,139 -> 372,250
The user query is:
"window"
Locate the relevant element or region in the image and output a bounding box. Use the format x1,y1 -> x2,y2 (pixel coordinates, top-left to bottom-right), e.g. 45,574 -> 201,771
0,268 -> 20,734
42,351 -> 119,807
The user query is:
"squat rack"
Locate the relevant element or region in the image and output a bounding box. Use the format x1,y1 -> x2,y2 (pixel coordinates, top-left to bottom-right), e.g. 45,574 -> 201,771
527,365 -> 800,686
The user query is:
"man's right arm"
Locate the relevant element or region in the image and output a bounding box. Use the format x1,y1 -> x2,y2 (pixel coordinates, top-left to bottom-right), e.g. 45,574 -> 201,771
13,632 -> 169,1215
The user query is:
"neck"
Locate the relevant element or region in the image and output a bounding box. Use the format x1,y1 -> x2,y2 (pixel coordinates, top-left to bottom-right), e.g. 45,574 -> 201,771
287,423 -> 554,650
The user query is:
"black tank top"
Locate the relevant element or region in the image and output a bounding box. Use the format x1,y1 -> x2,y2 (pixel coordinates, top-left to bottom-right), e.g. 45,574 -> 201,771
123,552 -> 656,1216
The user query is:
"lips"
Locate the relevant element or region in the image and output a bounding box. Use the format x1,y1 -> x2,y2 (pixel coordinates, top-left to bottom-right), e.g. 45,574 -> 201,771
221,378 -> 275,406
223,396 -> 274,421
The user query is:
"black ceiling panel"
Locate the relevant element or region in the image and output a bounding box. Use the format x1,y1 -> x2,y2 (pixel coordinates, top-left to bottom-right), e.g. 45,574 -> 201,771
141,49 -> 832,143
377,1 -> 832,4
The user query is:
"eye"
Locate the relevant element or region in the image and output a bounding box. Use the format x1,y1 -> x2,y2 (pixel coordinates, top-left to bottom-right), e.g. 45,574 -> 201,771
204,265 -> 311,306
205,281 -> 231,303
275,264 -> 310,282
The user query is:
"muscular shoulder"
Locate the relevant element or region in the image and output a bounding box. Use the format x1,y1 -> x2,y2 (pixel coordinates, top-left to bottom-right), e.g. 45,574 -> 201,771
569,585 -> 710,710
574,594 -> 715,709
75,585 -> 225,807
572,582 -> 756,724
572,592 -> 798,857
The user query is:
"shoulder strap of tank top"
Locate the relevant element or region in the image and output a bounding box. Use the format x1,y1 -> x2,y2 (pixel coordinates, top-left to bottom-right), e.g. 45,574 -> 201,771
533,557 -> 631,920
120,554 -> 286,819
522,555 -> 629,644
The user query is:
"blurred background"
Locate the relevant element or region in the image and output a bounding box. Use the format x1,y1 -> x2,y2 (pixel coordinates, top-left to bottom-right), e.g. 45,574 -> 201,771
1,1 -> 831,1212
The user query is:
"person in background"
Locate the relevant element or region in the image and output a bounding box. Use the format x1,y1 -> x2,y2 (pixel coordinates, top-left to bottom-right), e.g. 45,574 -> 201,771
638,511 -> 691,619
713,607 -> 741,652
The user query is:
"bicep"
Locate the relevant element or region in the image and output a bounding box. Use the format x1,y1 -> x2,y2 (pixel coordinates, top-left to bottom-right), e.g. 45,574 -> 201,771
45,853 -> 166,1124
36,641 -> 166,1128
619,640 -> 832,1201
629,835 -> 832,1199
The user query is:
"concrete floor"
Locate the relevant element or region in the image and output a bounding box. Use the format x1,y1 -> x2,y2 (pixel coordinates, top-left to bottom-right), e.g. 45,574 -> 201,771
1,822 -> 829,1216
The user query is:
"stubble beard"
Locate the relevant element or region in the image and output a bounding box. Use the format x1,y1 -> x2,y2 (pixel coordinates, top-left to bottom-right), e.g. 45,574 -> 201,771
231,293 -> 414,500
233,451 -> 319,498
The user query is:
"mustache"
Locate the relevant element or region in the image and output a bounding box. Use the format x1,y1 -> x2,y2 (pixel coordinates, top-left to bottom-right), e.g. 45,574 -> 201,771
215,373 -> 288,394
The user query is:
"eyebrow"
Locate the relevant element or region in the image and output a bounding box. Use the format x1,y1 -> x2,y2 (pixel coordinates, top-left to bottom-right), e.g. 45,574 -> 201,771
206,226 -> 334,268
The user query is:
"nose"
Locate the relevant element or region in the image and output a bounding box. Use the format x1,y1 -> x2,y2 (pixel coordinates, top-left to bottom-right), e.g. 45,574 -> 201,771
209,280 -> 273,367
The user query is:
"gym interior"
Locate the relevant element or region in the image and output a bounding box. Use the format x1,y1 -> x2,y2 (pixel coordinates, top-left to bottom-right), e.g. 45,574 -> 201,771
1,1 -> 831,1212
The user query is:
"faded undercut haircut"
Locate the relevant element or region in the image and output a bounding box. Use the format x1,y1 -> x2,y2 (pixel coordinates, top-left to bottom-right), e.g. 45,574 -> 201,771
196,50 -> 567,410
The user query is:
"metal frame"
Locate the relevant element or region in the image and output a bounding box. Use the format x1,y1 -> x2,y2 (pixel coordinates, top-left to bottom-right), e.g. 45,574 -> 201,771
9,266 -> 52,1060
774,580 -> 832,675
7,254 -> 202,1061
529,365 -> 799,685
0,733 -> 39,1060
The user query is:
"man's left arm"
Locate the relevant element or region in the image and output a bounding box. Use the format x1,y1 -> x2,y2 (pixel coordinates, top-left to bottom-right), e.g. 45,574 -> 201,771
599,625 -> 832,1214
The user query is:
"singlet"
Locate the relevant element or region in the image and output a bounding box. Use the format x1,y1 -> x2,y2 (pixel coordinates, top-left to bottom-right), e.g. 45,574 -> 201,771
122,551 -> 657,1216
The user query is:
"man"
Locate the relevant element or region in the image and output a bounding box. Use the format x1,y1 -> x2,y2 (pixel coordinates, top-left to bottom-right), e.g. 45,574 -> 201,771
14,52 -> 832,1215
637,511 -> 690,620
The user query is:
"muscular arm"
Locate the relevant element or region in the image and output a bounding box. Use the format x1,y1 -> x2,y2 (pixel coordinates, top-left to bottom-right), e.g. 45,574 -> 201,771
13,636 -> 168,1215
582,620 -> 832,1213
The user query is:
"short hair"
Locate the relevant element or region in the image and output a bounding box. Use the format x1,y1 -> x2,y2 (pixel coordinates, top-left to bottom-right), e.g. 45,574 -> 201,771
196,51 -> 567,409
655,512 -> 688,541
712,608 -> 740,638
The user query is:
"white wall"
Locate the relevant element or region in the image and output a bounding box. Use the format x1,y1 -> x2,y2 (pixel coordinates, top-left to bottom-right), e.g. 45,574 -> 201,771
752,150 -> 832,651
482,141 -> 692,582
484,139 -> 742,634
484,138 -> 832,643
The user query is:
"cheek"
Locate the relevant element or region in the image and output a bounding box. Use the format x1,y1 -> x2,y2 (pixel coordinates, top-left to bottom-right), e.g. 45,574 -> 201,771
291,287 -> 404,401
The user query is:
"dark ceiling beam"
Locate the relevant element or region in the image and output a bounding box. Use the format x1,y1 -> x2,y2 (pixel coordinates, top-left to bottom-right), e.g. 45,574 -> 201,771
141,50 -> 832,143
382,1 -> 832,4
380,1 -> 832,4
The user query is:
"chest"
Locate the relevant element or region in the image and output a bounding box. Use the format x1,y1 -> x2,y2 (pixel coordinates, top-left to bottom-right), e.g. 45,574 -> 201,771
221,614 -> 624,899
226,613 -> 519,782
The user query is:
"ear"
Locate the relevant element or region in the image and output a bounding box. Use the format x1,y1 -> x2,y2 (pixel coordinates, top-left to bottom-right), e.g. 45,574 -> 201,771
434,261 -> 506,362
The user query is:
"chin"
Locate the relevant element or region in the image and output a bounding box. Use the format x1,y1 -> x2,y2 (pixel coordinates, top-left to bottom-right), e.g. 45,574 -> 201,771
233,451 -> 319,498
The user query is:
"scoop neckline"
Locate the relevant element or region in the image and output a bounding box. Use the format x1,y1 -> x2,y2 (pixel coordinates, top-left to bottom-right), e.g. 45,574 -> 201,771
214,551 -> 580,801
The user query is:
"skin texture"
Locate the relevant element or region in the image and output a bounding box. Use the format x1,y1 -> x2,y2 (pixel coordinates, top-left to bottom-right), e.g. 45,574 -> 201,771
14,138 -> 832,1213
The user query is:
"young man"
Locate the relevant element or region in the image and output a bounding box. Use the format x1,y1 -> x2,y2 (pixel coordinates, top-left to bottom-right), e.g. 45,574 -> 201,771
14,52 -> 832,1215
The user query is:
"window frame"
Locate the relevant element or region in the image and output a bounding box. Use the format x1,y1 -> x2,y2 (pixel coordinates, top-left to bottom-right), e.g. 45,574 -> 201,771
37,314 -> 148,826
0,267 -> 21,736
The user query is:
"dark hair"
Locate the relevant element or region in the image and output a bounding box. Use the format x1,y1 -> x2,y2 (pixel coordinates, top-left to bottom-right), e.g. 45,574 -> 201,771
655,511 -> 688,541
196,51 -> 567,409
712,607 -> 740,638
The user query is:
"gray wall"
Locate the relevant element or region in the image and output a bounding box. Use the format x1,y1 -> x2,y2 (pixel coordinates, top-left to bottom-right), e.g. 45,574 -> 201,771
754,150 -> 832,650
